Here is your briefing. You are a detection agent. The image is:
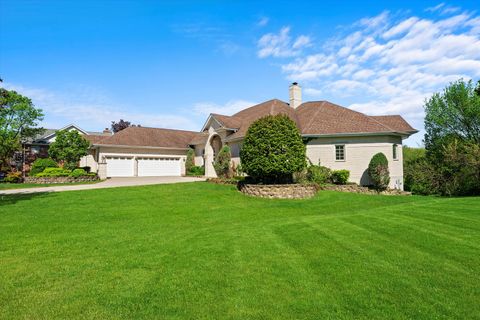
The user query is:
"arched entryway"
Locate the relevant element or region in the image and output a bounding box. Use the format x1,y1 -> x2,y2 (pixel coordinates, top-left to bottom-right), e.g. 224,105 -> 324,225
204,133 -> 223,177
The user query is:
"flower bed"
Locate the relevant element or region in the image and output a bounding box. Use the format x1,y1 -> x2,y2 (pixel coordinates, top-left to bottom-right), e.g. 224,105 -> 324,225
238,183 -> 319,199
24,176 -> 99,184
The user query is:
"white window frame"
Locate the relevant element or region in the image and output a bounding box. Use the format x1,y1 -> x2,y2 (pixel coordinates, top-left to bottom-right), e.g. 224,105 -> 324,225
335,145 -> 346,161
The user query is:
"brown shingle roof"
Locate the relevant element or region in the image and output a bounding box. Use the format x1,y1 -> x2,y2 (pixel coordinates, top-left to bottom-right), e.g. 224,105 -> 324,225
83,134 -> 108,144
94,126 -> 198,149
226,99 -> 297,141
370,115 -> 417,133
296,101 -> 396,135
211,114 -> 242,129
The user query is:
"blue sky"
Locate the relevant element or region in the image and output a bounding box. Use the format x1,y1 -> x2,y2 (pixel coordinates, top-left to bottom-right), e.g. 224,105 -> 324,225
1,0 -> 479,145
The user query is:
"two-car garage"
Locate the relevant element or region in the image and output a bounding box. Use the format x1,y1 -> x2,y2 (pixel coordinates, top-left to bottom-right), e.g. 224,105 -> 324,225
105,156 -> 182,177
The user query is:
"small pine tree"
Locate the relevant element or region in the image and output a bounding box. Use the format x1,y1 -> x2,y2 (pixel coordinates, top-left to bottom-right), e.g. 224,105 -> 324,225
368,153 -> 390,190
186,148 -> 195,173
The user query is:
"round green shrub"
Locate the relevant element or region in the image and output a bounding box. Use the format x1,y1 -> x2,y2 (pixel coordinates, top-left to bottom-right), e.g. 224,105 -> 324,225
29,158 -> 58,176
36,167 -> 71,177
331,170 -> 350,185
240,115 -> 306,184
368,152 -> 390,190
70,168 -> 87,177
306,165 -> 332,184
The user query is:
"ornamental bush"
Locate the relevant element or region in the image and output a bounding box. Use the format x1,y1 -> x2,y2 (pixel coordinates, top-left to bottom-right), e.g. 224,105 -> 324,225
185,148 -> 195,173
4,172 -> 22,183
240,115 -> 306,184
368,153 -> 390,190
331,170 -> 350,185
35,167 -> 71,177
69,168 -> 87,177
29,158 -> 58,176
306,165 -> 332,185
187,166 -> 205,176
213,146 -> 231,178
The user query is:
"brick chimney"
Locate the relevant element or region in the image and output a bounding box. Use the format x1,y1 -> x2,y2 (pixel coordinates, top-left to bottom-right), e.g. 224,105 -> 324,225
103,128 -> 112,135
289,82 -> 302,109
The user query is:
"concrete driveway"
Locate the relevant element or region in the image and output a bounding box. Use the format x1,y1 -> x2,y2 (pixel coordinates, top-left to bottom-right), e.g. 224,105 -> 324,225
0,176 -> 206,195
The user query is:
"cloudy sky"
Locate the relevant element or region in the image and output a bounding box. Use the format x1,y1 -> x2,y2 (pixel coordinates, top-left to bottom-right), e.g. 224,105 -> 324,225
1,0 -> 479,145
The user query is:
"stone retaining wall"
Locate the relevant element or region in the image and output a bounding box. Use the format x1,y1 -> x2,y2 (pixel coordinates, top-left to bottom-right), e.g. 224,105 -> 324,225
24,176 -> 99,184
238,183 -> 318,199
319,184 -> 411,195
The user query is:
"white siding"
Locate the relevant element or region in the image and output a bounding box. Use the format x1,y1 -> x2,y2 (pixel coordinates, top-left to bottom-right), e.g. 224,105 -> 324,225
306,135 -> 404,189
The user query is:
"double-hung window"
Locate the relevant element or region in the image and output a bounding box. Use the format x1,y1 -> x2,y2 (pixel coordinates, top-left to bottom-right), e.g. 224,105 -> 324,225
335,145 -> 345,161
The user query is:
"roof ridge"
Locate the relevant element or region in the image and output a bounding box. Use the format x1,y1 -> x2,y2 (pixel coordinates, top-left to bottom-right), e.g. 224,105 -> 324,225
304,101 -> 326,133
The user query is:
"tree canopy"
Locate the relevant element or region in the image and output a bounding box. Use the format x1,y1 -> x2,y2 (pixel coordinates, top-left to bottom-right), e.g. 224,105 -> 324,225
0,88 -> 44,169
240,115 -> 306,183
48,130 -> 90,170
111,119 -> 137,133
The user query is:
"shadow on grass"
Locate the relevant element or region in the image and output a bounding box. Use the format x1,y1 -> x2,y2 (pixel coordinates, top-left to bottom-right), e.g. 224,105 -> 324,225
0,192 -> 54,206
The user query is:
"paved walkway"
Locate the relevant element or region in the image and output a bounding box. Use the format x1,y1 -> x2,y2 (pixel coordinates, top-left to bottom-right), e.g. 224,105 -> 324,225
0,176 -> 206,195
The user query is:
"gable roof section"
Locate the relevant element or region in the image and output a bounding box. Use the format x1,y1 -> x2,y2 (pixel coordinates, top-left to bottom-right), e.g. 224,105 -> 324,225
226,99 -> 297,141
296,101 -> 414,135
211,114 -> 242,130
93,126 -> 198,149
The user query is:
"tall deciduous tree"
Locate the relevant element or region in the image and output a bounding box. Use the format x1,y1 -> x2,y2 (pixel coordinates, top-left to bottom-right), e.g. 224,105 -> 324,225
48,130 -> 90,170
0,88 -> 44,169
423,79 -> 480,195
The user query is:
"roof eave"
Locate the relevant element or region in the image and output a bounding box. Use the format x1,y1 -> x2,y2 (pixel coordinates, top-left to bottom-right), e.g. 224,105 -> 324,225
92,143 -> 190,151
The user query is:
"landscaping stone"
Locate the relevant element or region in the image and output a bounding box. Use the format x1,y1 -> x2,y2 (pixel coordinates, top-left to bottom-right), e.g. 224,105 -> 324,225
24,176 -> 99,184
238,183 -> 318,199
319,184 -> 411,195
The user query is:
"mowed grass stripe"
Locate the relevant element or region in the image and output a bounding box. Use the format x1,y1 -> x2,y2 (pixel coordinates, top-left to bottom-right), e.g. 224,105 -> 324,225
1,183 -> 479,319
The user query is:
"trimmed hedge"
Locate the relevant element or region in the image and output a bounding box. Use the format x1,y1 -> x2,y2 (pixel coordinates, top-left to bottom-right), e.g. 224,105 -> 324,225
35,167 -> 96,178
29,158 -> 58,176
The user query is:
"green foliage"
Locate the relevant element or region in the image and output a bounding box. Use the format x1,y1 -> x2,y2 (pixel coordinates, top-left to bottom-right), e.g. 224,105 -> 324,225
0,88 -> 44,167
48,130 -> 90,170
35,167 -> 71,177
187,166 -> 205,176
29,158 -> 58,176
306,165 -> 332,185
186,148 -> 195,173
213,146 -> 231,178
404,156 -> 440,195
417,79 -> 480,196
402,146 -> 425,164
240,115 -> 306,184
4,171 -> 22,183
424,79 -> 480,153
368,153 -> 390,190
69,168 -> 87,178
331,170 -> 350,185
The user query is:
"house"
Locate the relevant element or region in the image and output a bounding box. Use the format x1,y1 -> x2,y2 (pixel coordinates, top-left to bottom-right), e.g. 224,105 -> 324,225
23,124 -> 112,170
37,83 -> 418,189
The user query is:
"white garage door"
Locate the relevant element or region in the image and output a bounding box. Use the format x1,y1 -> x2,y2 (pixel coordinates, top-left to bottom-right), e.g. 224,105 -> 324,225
138,157 -> 181,177
106,157 -> 134,177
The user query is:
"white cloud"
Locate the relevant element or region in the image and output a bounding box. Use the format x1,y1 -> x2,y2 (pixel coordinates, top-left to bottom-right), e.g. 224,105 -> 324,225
257,16 -> 269,27
257,27 -> 311,58
2,83 -> 198,131
193,99 -> 256,116
425,3 -> 445,12
261,7 -> 480,144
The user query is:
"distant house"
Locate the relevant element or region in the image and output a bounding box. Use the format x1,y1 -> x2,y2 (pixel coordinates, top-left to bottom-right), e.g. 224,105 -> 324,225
35,83 -> 417,189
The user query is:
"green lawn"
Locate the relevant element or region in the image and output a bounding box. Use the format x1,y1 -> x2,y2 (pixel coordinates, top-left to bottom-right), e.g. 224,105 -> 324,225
0,183 -> 479,319
0,181 -> 101,190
